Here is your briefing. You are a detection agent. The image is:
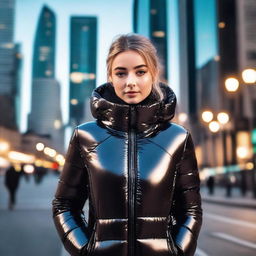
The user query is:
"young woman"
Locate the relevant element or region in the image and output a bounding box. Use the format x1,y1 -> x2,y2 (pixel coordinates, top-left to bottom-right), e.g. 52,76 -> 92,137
52,33 -> 202,256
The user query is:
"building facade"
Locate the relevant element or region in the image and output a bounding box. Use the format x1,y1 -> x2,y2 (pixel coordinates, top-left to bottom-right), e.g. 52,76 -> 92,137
69,16 -> 97,125
0,0 -> 21,129
28,5 -> 63,152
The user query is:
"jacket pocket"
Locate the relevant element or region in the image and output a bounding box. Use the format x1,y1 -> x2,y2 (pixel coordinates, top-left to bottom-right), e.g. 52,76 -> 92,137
166,228 -> 178,256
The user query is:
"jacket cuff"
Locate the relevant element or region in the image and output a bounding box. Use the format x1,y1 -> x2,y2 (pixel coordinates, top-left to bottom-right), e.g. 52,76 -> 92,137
54,211 -> 89,256
174,225 -> 197,256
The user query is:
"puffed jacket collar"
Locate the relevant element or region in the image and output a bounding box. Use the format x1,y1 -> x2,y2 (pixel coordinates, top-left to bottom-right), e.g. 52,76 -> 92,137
90,82 -> 177,134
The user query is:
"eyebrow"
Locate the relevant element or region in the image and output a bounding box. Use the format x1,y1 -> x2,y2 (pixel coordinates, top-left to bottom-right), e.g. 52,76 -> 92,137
114,64 -> 147,71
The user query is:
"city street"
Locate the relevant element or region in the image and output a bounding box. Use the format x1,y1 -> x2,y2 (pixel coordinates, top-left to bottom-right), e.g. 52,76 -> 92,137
1,173 -> 256,256
198,202 -> 256,256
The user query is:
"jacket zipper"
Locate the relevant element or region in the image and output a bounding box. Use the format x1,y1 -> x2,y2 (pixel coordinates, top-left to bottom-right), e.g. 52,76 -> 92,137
128,105 -> 136,256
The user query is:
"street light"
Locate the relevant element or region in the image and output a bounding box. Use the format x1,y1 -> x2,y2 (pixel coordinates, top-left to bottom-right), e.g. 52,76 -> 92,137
202,111 -> 214,123
36,142 -> 44,151
225,77 -> 240,92
209,121 -> 220,133
242,68 -> 256,84
217,112 -> 230,125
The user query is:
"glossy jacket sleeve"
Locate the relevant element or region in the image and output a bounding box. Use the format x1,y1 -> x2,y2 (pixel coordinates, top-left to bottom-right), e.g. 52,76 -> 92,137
172,132 -> 203,256
52,128 -> 90,256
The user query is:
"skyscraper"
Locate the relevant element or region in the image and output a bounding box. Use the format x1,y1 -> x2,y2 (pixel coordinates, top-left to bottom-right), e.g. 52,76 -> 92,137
69,16 -> 97,125
133,0 -> 168,80
0,0 -> 20,129
32,5 -> 56,79
28,5 -> 63,151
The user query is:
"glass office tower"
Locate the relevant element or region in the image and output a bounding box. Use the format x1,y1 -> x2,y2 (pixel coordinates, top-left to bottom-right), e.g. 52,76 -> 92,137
69,16 -> 97,125
32,5 -> 56,79
28,5 -> 63,151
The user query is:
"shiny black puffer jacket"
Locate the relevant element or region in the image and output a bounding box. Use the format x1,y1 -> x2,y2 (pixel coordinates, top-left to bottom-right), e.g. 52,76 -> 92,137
52,83 -> 202,256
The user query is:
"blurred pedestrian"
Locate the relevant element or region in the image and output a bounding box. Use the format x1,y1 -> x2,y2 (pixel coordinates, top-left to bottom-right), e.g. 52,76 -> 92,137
206,175 -> 215,195
52,33 -> 202,256
34,166 -> 47,184
4,164 -> 21,210
225,175 -> 232,197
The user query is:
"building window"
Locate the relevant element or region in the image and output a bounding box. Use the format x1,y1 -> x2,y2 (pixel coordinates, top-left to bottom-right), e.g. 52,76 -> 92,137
218,22 -> 226,29
0,24 -> 6,29
152,31 -> 165,38
150,9 -> 157,15
70,99 -> 78,105
45,70 -> 52,76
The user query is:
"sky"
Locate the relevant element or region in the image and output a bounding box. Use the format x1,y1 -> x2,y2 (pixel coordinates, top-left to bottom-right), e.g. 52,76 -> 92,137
194,0 -> 218,67
14,0 -> 217,133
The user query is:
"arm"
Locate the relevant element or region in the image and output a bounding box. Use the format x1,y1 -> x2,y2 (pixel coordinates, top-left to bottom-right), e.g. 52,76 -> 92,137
52,128 -> 90,256
172,132 -> 203,256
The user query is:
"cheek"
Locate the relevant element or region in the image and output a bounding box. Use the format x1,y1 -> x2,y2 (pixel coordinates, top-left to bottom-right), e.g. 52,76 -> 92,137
142,72 -> 153,83
141,75 -> 153,93
112,82 -> 124,96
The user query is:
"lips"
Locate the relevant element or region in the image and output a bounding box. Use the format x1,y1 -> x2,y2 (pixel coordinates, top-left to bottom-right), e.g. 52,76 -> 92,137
125,91 -> 139,98
125,91 -> 139,94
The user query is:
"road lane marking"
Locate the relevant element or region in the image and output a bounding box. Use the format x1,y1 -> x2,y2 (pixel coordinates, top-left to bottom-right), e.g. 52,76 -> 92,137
195,247 -> 209,256
204,212 -> 256,229
211,232 -> 256,250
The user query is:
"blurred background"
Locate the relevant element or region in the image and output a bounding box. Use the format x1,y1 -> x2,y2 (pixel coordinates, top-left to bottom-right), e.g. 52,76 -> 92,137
0,0 -> 256,255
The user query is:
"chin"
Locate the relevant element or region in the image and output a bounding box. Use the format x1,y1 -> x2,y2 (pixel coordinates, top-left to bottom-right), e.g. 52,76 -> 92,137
124,98 -> 141,104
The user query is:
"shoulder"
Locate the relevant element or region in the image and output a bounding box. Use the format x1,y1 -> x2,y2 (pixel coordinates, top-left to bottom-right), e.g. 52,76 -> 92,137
147,122 -> 189,156
77,121 -> 100,133
75,121 -> 111,148
165,122 -> 188,135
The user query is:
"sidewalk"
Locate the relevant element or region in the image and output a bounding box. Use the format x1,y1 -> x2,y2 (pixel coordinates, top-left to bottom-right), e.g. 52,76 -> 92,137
0,173 -> 61,256
201,186 -> 256,209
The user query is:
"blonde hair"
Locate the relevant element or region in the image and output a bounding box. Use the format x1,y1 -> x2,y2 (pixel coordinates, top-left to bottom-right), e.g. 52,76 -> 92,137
106,33 -> 164,100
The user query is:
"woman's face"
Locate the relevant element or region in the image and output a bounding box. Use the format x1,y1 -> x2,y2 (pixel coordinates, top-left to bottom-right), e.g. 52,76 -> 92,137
109,50 -> 153,104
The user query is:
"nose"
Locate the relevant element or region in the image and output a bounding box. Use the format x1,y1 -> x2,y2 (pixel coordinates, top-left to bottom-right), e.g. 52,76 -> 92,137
126,74 -> 137,88
127,82 -> 136,89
